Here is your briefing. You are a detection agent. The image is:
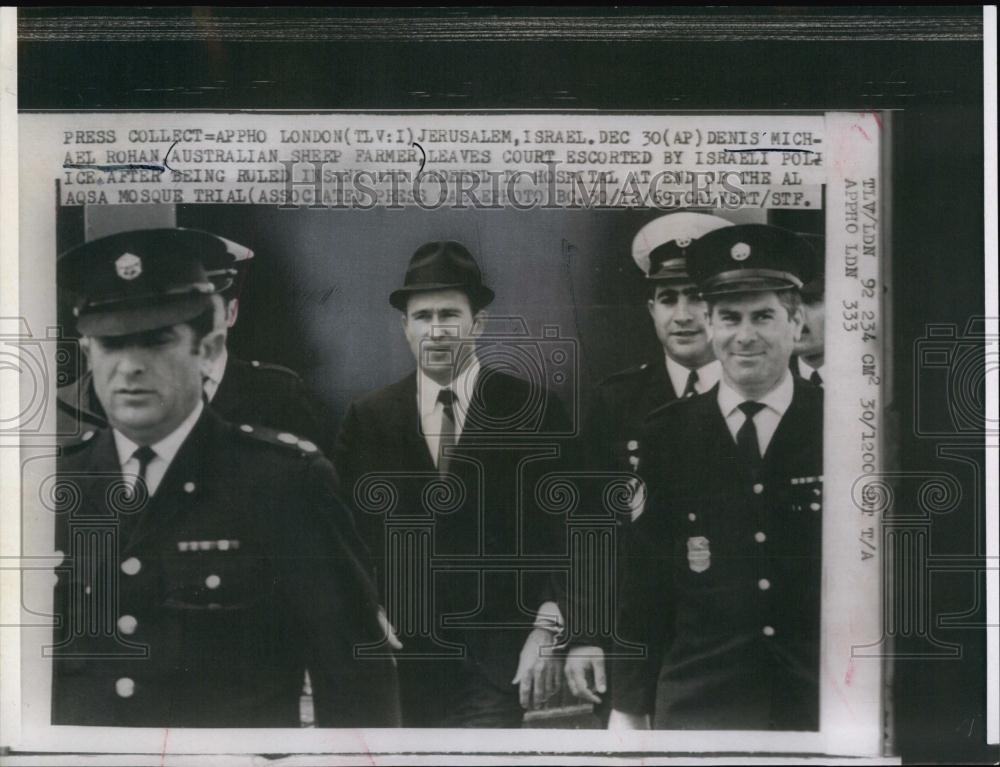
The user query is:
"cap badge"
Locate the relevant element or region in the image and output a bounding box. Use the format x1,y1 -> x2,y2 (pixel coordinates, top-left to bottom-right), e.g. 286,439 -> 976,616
675,237 -> 692,249
687,535 -> 711,573
115,253 -> 142,280
730,242 -> 751,262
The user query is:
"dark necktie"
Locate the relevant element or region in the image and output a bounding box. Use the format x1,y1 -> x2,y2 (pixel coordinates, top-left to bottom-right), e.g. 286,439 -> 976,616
810,369 -> 823,387
682,369 -> 699,398
736,401 -> 766,468
120,445 -> 156,548
437,389 -> 456,474
131,445 -> 157,497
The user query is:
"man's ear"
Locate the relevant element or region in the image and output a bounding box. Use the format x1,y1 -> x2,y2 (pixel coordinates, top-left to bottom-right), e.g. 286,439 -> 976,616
226,298 -> 240,329
470,309 -> 487,337
646,298 -> 656,321
78,336 -> 91,360
790,306 -> 805,343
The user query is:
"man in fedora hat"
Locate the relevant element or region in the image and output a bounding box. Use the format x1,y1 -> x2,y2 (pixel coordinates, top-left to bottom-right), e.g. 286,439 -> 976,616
564,211 -> 732,717
56,228 -> 330,454
610,224 -> 824,731
52,228 -> 399,727
334,240 -> 571,727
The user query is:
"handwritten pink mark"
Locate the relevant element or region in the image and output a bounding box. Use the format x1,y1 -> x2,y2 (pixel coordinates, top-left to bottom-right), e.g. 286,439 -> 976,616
870,111 -> 884,132
160,726 -> 170,766
844,660 -> 856,687
853,124 -> 872,142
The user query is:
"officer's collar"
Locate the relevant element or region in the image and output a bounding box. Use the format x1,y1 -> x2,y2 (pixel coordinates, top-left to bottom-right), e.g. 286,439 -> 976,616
113,399 -> 204,469
717,369 -> 794,419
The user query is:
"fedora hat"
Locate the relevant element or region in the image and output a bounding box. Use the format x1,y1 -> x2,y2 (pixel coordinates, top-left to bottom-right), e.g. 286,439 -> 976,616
389,240 -> 495,311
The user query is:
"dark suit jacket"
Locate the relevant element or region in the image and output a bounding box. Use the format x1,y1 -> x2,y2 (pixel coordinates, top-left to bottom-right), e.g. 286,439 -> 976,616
57,357 -> 330,453
334,368 -> 571,692
612,378 -> 824,730
52,408 -> 399,728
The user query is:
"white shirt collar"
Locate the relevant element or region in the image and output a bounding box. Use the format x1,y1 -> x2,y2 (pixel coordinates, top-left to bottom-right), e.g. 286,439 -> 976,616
113,399 -> 205,470
797,356 -> 824,383
664,354 -> 722,398
717,369 -> 795,420
418,355 -> 481,420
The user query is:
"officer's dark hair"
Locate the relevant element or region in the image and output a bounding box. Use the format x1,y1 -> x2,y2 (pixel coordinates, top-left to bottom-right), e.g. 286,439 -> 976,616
706,288 -> 802,319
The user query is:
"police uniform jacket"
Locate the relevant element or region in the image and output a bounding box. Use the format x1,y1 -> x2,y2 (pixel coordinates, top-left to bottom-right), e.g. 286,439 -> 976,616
583,359 -> 676,475
52,407 -> 400,728
612,378 -> 823,730
56,358 -> 330,453
334,368 -> 570,694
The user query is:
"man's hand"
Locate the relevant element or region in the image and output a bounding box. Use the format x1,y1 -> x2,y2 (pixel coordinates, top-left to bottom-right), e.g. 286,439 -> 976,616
511,627 -> 562,710
564,645 -> 606,704
608,708 -> 650,730
377,606 -> 403,650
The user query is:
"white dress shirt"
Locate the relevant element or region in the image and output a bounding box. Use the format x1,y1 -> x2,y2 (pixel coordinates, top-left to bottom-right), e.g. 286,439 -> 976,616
113,400 -> 204,497
417,356 -> 480,467
717,371 -> 794,459
665,355 -> 722,399
202,347 -> 228,403
796,356 -> 824,386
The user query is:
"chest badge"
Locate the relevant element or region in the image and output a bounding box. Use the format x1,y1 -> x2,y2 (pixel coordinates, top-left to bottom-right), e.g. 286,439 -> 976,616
687,536 -> 711,573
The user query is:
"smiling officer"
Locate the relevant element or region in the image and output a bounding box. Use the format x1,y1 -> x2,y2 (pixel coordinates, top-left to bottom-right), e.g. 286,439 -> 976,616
52,228 -> 399,728
610,223 -> 824,731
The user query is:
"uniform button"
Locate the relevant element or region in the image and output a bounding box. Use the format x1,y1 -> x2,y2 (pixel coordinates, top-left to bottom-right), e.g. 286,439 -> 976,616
240,424 -> 254,433
628,455 -> 640,468
117,615 -> 138,635
82,430 -> 95,442
813,487 -> 822,496
277,432 -> 298,444
84,586 -> 92,595
205,574 -> 221,590
762,625 -> 776,637
183,482 -> 196,493
115,677 -> 135,698
687,513 -> 696,522
758,578 -> 771,591
754,531 -> 767,543
251,360 -> 261,368
298,439 -> 318,453
217,540 -> 230,551
810,502 -> 821,511
120,557 -> 142,576
626,440 -> 639,452
752,483 -> 764,495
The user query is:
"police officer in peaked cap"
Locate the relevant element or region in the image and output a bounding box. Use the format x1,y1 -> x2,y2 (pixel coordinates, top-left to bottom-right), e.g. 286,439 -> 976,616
610,223 -> 824,731
56,228 -> 331,455
51,229 -> 400,727
564,212 -> 734,713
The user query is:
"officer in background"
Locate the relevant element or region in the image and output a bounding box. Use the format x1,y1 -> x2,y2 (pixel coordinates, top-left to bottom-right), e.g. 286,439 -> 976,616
610,224 -> 823,731
51,229 -> 399,727
792,233 -> 825,387
56,228 -> 329,453
564,212 -> 733,710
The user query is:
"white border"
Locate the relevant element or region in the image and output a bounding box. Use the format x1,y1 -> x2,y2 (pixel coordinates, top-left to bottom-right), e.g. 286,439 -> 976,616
10,110 -> 880,758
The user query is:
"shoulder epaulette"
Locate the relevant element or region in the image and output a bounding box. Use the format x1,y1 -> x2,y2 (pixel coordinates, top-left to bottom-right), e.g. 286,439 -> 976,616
58,426 -> 102,454
246,360 -> 304,381
231,422 -> 320,455
598,361 -> 653,386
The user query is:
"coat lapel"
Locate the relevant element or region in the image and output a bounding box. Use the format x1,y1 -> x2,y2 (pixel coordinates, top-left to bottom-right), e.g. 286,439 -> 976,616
396,372 -> 436,471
